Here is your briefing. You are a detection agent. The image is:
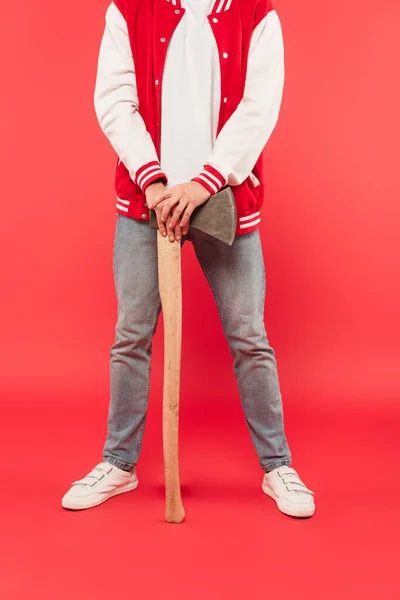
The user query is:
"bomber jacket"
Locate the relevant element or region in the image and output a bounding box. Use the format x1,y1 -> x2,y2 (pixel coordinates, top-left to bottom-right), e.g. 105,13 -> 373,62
94,0 -> 285,235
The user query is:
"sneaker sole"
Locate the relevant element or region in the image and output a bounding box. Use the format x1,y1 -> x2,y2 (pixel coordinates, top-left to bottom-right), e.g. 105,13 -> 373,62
62,479 -> 139,511
262,482 -> 315,518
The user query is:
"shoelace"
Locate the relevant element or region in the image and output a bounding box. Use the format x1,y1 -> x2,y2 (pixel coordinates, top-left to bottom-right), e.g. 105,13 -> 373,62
72,465 -> 112,488
279,470 -> 315,496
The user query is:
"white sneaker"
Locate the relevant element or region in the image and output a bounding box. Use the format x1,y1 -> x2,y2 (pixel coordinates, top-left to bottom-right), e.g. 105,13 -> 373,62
62,462 -> 138,510
262,465 -> 315,518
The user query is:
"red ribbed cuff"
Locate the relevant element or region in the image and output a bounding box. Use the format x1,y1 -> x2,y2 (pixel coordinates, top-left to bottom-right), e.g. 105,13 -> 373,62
191,165 -> 226,196
135,161 -> 167,192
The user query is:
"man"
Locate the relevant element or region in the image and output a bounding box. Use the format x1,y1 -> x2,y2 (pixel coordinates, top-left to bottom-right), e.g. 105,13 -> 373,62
62,0 -> 315,518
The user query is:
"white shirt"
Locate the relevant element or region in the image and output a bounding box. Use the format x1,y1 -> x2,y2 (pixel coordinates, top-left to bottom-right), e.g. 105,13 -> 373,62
161,0 -> 220,187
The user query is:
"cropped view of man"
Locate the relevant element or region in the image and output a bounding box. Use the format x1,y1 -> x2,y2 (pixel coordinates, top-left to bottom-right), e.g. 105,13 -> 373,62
62,0 -> 315,518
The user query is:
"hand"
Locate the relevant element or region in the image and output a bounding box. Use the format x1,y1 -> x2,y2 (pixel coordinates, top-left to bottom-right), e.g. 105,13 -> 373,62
145,181 -> 181,243
148,182 -> 211,235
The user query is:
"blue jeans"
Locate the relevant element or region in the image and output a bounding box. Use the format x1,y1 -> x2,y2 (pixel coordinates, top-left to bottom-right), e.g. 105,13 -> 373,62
103,215 -> 292,473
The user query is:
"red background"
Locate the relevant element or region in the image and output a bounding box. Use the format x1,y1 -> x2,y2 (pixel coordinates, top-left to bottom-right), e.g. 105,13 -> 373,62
1,0 -> 399,598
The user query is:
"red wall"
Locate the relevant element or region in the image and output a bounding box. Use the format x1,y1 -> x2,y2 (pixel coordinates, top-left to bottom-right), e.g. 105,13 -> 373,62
0,0 -> 398,404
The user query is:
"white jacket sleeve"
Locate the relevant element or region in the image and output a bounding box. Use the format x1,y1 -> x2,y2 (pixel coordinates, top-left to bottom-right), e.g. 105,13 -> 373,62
94,2 -> 167,192
192,10 -> 285,194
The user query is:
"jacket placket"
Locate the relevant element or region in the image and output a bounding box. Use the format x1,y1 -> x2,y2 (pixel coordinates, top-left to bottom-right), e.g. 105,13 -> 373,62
153,0 -> 186,156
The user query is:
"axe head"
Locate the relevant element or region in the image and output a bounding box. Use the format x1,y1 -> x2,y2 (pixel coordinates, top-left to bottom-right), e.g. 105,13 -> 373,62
150,187 -> 237,246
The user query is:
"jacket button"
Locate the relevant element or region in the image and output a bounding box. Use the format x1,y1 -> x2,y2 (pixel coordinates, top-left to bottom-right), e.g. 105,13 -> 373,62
212,17 -> 218,23
223,52 -> 228,59
155,80 -> 159,85
175,9 -> 180,14
160,37 -> 166,43
224,97 -> 227,103
142,213 -> 147,219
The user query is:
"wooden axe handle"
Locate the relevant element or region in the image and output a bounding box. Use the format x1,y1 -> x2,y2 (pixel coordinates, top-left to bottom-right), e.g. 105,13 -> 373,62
157,231 -> 185,524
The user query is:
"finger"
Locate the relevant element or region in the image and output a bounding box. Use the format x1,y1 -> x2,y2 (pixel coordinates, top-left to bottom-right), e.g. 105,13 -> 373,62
168,198 -> 189,230
166,215 -> 176,243
161,192 -> 182,222
155,205 -> 167,237
180,203 -> 194,229
147,191 -> 171,210
173,222 -> 182,242
182,220 -> 190,236
179,205 -> 190,235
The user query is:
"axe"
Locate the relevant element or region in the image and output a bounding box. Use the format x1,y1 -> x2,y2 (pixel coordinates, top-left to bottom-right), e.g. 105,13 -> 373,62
150,187 -> 237,523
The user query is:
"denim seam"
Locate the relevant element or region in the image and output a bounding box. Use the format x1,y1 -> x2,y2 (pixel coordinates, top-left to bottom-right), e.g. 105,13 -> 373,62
133,297 -> 161,463
103,455 -> 134,471
135,419 -> 146,463
263,457 -> 292,472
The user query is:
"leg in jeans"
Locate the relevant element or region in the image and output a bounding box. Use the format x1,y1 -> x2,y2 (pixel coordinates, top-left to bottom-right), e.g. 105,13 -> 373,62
190,228 -> 292,472
103,215 -> 161,471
